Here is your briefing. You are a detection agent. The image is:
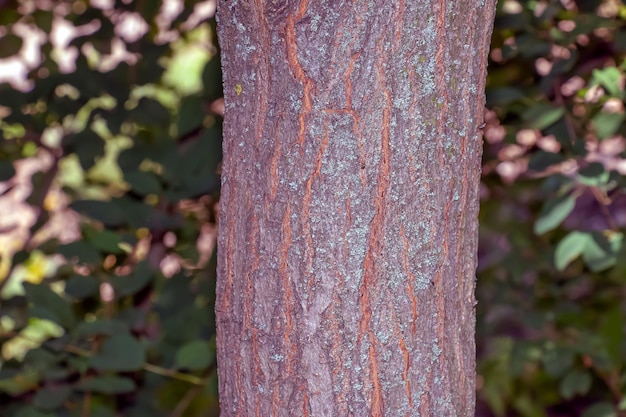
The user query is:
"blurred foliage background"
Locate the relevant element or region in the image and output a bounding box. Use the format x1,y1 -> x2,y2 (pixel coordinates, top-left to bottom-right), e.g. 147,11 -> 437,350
0,1 -> 222,416
0,0 -> 625,416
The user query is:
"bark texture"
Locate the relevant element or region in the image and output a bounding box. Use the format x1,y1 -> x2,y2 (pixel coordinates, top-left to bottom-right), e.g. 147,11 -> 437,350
216,1 -> 495,415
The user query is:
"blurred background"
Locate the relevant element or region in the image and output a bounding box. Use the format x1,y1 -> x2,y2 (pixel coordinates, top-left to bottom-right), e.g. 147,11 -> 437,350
0,1 -> 624,416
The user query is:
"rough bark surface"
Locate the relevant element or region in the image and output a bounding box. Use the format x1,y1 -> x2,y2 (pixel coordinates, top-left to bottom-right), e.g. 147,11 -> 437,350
216,1 -> 495,415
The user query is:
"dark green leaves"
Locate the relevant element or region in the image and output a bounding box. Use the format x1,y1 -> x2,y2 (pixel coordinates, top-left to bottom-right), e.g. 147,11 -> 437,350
0,4 -> 222,417
89,335 -> 145,372
534,193 -> 577,235
125,171 -> 162,196
75,376 -> 136,394
32,385 -> 72,410
109,261 -> 154,298
175,340 -> 214,371
591,67 -> 623,97
559,370 -> 592,399
522,104 -> 565,130
554,231 -> 588,271
582,403 -> 617,417
0,159 -> 16,181
23,283 -> 75,329
554,231 -> 623,271
0,34 -> 22,58
70,200 -> 126,227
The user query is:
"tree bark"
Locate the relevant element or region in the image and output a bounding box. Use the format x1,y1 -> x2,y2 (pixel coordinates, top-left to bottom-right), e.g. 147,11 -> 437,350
216,1 -> 495,415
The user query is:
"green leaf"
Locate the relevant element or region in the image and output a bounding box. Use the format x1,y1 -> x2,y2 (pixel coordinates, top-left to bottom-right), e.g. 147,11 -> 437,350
84,229 -> 125,254
175,340 -> 214,371
75,375 -> 136,394
72,130 -> 105,170
125,170 -> 162,196
110,261 -> 154,298
14,407 -> 56,417
542,346 -> 574,378
578,162 -> 609,186
534,194 -> 577,235
486,87 -> 526,106
593,112 -> 624,140
523,105 -> 565,130
0,159 -> 16,181
559,369 -> 592,399
130,97 -> 171,127
58,241 -> 102,265
0,34 -> 23,58
582,232 -> 623,272
177,95 -> 205,137
582,402 -> 617,417
599,307 -> 623,366
0,9 -> 19,26
64,275 -> 100,299
89,335 -> 145,372
554,231 -> 589,271
73,319 -> 129,338
527,151 -> 566,172
32,10 -> 54,32
23,348 -> 61,373
70,200 -> 126,227
592,67 -> 623,97
23,283 -> 76,329
33,385 -> 72,410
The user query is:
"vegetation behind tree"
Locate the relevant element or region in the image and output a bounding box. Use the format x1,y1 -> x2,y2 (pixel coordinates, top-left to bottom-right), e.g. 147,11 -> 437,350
0,1 -> 624,416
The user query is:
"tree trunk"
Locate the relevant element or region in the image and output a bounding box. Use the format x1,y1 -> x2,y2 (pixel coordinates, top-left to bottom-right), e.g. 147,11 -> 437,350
216,1 -> 495,415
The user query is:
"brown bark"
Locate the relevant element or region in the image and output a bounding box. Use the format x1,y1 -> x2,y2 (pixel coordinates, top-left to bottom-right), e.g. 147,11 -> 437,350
216,1 -> 495,415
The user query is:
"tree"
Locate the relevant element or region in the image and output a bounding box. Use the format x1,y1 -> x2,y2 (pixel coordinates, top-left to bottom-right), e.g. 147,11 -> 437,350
216,1 -> 495,415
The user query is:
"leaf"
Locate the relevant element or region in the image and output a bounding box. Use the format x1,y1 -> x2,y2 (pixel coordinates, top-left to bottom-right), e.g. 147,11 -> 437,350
73,319 -> 129,338
523,105 -> 565,130
582,402 -> 617,417
527,151 -> 565,172
14,407 -> 56,417
582,232 -> 623,272
486,87 -> 526,106
23,348 -> 61,373
592,67 -> 623,97
534,194 -> 577,235
559,369 -> 592,399
32,10 -> 54,32
554,231 -> 589,271
130,97 -> 171,127
84,229 -> 125,254
89,335 -> 145,372
33,385 -> 72,410
593,112 -> 624,140
0,34 -> 23,58
577,162 -> 609,186
75,375 -> 136,394
112,196 -> 179,229
70,200 -> 126,227
23,283 -> 76,329
0,9 -> 19,26
62,129 -> 105,171
125,170 -> 162,196
542,346 -> 574,378
175,340 -> 214,371
64,275 -> 100,299
58,241 -> 102,264
599,307 -> 623,366
0,159 -> 16,181
177,95 -> 205,137
110,261 -> 154,298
